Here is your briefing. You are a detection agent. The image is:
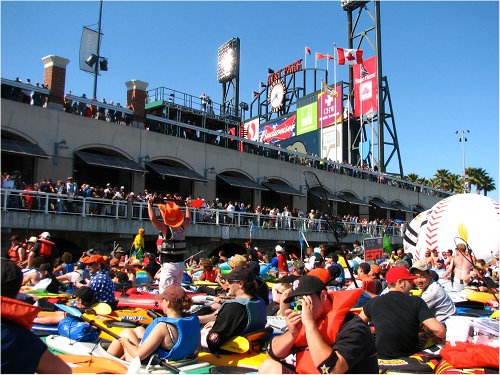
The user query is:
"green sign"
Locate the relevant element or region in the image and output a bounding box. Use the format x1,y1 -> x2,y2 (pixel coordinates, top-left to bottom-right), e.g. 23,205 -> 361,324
296,102 -> 317,135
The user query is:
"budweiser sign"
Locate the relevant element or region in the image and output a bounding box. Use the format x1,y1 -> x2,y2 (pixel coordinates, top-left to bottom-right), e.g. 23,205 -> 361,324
259,114 -> 296,144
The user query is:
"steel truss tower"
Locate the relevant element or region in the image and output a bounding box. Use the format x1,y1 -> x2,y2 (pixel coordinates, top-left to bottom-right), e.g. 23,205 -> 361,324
343,0 -> 404,176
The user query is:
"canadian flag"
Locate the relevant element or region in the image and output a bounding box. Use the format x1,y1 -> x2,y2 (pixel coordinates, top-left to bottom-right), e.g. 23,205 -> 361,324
337,48 -> 363,65
315,52 -> 327,60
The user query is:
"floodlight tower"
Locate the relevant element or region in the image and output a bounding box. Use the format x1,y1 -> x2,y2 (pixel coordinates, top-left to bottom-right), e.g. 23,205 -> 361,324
342,0 -> 404,177
217,38 -> 240,119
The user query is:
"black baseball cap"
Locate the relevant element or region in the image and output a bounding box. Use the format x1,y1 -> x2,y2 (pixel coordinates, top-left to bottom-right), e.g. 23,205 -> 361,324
283,275 -> 326,303
73,286 -> 95,306
224,267 -> 255,282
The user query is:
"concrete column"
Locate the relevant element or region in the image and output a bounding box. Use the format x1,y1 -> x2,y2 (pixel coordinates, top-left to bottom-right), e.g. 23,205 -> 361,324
125,80 -> 148,126
42,55 -> 70,110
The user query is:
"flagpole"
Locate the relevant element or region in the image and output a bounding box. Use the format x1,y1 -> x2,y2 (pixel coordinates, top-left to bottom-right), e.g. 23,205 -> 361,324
304,48 -> 307,69
371,113 -> 374,168
347,89 -> 351,164
334,43 -> 338,163
315,53 -> 317,69
360,93 -> 363,167
320,81 -> 323,159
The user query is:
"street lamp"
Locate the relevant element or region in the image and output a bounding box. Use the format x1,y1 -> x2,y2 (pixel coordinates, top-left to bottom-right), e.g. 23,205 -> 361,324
455,129 -> 469,192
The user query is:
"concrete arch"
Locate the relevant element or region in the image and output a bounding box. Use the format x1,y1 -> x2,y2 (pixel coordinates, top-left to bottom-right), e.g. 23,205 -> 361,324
217,169 -> 255,180
148,157 -> 195,170
2,129 -> 41,145
265,176 -> 294,186
337,190 -> 361,198
73,144 -> 134,160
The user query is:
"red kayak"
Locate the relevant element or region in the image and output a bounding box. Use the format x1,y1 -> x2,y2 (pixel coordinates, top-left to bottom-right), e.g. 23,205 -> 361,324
115,288 -> 204,310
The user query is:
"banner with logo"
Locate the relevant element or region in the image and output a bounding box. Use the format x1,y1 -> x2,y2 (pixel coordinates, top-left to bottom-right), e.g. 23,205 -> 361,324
363,237 -> 384,262
244,118 -> 260,141
80,27 -> 102,73
296,102 -> 317,135
353,56 -> 378,117
321,123 -> 343,162
259,114 -> 296,144
317,83 -> 343,129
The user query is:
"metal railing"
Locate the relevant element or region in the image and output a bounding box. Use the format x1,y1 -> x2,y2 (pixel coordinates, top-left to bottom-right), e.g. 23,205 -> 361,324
1,189 -> 405,237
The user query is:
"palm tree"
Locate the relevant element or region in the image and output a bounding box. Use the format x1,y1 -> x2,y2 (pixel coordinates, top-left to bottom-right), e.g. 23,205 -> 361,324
405,173 -> 419,182
432,169 -> 452,191
465,167 -> 485,193
445,173 -> 464,193
477,174 -> 496,196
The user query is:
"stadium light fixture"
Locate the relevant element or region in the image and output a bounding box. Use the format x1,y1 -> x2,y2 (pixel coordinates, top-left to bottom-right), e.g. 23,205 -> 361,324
85,54 -> 98,68
217,38 -> 239,83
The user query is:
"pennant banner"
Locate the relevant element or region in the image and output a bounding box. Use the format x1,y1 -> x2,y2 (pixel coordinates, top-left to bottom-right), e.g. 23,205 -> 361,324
353,56 -> 378,117
80,27 -> 102,73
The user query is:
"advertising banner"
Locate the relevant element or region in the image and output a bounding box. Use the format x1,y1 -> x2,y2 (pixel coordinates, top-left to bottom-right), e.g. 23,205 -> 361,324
321,123 -> 343,162
353,56 -> 378,117
259,114 -> 296,144
363,237 -> 384,262
80,27 -> 101,73
318,83 -> 343,129
296,102 -> 317,135
244,118 -> 260,142
278,130 -> 319,156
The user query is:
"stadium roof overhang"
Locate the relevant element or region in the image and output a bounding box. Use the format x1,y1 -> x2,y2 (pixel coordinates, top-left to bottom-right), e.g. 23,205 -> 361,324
217,175 -> 268,191
1,138 -> 48,158
75,151 -> 146,173
146,162 -> 207,182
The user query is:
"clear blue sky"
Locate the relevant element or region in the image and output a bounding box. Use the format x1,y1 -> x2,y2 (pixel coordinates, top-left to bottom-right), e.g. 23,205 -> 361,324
2,1 -> 498,200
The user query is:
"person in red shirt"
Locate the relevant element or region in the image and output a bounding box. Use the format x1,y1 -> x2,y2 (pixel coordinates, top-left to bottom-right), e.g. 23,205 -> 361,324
356,262 -> 377,295
275,245 -> 289,276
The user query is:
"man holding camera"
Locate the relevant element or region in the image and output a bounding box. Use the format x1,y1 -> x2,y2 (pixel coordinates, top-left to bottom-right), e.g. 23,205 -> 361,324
259,275 -> 378,374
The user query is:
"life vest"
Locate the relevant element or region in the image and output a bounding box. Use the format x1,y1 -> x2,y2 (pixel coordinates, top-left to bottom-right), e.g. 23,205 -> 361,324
38,238 -> 55,257
156,227 -> 187,262
1,296 -> 40,330
140,315 -> 200,361
294,288 -> 363,374
204,269 -> 217,282
223,296 -> 267,334
7,244 -> 23,262
277,254 -> 288,273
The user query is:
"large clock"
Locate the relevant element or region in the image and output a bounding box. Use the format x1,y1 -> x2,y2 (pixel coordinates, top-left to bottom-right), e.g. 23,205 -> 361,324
268,80 -> 286,112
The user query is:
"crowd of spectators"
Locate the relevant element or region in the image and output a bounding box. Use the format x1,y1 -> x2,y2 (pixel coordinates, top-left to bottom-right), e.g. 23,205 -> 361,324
2,171 -> 407,238
1,77 -> 49,106
62,92 -> 134,125
2,78 -> 451,200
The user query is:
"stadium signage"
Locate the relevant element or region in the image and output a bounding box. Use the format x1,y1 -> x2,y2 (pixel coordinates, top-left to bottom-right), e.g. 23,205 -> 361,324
267,59 -> 303,86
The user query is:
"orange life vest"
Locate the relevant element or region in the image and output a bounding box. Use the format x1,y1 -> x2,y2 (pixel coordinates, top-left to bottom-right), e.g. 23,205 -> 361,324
294,288 -> 363,374
38,238 -> 55,257
7,244 -> 23,262
1,296 -> 40,330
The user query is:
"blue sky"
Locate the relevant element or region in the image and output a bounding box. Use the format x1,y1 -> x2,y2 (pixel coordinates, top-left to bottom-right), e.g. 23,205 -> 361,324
2,1 -> 499,200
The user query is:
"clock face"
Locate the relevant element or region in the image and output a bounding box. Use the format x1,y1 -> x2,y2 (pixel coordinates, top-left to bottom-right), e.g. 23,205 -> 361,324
268,80 -> 285,112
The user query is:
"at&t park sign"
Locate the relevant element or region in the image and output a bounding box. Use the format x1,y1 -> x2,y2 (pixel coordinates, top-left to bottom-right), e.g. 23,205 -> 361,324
267,59 -> 303,86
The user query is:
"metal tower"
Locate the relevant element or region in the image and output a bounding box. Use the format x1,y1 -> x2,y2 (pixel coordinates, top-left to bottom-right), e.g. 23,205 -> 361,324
343,0 -> 404,176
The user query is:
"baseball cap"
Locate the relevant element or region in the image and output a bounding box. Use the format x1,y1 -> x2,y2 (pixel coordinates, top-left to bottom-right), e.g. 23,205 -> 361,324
83,254 -> 106,264
224,267 -> 255,282
308,268 -> 331,284
110,258 -> 120,267
370,264 -> 381,275
386,266 -> 417,285
292,260 -> 305,269
283,275 -> 326,303
155,285 -> 187,302
27,236 -> 38,243
275,245 -> 284,253
410,260 -> 430,273
1,258 -> 23,298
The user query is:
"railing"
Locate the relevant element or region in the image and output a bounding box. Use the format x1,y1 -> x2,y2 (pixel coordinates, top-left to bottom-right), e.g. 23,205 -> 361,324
147,87 -> 238,119
1,189 -> 405,237
1,78 -> 452,198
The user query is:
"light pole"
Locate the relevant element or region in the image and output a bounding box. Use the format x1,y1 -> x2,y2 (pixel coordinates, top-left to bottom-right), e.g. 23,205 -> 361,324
456,129 -> 469,192
93,0 -> 103,100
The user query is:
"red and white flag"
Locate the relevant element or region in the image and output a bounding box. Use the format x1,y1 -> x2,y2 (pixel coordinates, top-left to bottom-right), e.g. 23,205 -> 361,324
326,54 -> 334,61
305,46 -> 311,55
315,52 -> 327,60
336,48 -> 363,65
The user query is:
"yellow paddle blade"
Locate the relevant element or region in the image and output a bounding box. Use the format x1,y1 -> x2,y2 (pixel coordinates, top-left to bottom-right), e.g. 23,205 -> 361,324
458,223 -> 468,242
92,302 -> 112,315
220,336 -> 250,353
